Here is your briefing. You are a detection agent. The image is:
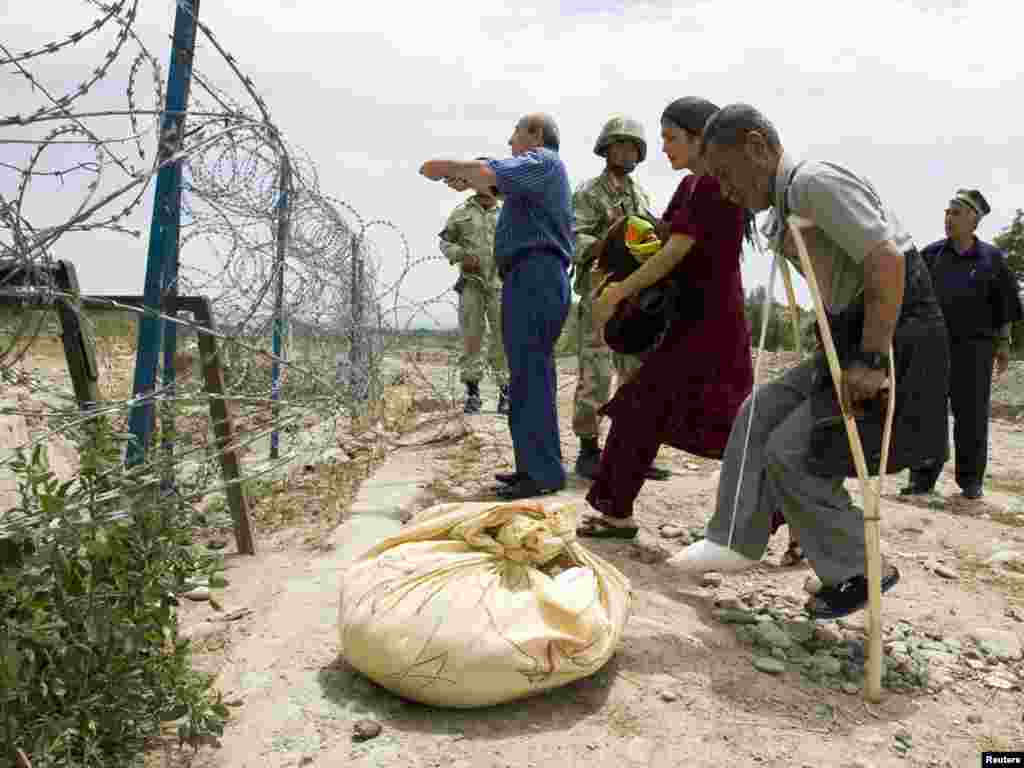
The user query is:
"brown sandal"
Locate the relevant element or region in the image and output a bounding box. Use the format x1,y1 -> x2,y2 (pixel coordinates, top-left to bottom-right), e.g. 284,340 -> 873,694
576,515 -> 639,540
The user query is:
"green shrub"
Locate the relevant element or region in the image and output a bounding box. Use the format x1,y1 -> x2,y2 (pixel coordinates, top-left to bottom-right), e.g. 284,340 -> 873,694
0,420 -> 228,767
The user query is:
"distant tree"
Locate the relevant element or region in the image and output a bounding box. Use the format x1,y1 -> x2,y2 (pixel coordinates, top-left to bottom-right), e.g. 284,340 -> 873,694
744,286 -> 800,352
993,208 -> 1024,357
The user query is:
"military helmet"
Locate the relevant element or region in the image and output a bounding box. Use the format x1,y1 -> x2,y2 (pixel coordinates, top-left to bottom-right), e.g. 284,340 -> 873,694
594,115 -> 647,163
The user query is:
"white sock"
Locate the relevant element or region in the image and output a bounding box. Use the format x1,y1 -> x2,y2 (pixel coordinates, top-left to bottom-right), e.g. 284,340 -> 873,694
665,539 -> 757,573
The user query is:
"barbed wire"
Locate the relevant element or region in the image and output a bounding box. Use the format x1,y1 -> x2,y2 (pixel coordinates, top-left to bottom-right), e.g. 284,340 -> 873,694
1,1 -> 473,534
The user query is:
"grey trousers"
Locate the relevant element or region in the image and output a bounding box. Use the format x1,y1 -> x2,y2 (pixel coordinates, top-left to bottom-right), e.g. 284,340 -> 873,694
705,358 -> 867,586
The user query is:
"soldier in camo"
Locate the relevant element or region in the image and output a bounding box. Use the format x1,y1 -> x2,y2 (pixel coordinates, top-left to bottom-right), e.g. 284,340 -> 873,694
439,177 -> 509,414
572,116 -> 670,480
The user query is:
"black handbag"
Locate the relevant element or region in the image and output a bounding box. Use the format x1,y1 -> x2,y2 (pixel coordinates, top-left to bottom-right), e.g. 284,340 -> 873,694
603,280 -> 679,355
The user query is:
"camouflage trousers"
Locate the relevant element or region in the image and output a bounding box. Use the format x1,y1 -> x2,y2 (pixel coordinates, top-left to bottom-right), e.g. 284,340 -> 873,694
572,281 -> 642,440
458,280 -> 508,387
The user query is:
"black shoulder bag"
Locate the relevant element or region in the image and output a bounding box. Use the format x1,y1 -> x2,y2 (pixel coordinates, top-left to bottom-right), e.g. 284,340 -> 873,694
598,184 -> 696,356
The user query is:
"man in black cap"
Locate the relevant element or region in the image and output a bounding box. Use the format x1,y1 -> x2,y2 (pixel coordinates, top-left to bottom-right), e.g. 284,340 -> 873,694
902,189 -> 1023,500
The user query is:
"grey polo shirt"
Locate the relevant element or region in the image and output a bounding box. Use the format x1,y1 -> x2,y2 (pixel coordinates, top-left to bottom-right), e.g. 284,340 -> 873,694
764,153 -> 914,313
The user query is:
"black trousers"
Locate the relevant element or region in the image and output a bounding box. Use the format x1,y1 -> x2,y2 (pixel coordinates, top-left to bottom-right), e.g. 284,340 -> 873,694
911,337 -> 995,490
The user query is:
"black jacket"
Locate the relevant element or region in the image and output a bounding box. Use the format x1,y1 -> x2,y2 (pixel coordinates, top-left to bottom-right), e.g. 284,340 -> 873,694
920,238 -> 1023,340
806,248 -> 951,477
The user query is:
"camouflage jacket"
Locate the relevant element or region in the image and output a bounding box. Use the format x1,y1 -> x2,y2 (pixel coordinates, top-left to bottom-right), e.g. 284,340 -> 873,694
572,169 -> 652,294
438,195 -> 501,290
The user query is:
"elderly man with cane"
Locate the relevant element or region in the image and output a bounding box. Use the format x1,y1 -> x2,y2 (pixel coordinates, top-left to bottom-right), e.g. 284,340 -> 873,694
901,189 -> 1023,500
667,104 -> 950,623
420,113 -> 573,500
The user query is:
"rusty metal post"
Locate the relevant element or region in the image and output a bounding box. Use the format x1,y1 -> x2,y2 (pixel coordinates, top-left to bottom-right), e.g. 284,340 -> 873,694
192,298 -> 256,555
53,260 -> 100,409
348,233 -> 367,402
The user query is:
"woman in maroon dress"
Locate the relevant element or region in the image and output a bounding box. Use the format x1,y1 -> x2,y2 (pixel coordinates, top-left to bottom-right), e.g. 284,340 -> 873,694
578,97 -> 755,538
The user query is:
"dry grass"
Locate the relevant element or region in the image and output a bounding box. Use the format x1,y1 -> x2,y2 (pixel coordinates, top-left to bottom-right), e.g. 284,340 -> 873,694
986,509 -> 1024,528
986,474 -> 1024,496
977,733 -> 1015,754
604,702 -> 644,739
236,385 -> 420,549
955,548 -> 1024,606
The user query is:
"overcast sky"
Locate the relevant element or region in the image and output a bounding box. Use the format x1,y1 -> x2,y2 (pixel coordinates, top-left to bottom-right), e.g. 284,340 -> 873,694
3,0 -> 1023,328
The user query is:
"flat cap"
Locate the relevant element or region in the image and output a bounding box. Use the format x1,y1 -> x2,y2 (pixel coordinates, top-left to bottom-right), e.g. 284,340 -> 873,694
951,189 -> 991,218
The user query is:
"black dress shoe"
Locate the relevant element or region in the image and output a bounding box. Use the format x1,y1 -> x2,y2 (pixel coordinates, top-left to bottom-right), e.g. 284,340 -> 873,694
494,471 -> 522,485
494,479 -> 562,501
961,483 -> 983,500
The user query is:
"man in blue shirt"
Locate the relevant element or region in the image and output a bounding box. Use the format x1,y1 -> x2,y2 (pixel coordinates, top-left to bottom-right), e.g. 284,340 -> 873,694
420,113 -> 573,498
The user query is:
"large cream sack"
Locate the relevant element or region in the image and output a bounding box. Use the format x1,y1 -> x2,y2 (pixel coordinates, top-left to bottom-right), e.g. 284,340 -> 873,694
338,500 -> 632,708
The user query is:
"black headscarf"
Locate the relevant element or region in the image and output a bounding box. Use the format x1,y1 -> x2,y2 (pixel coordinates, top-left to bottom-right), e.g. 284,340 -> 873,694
661,97 -> 720,136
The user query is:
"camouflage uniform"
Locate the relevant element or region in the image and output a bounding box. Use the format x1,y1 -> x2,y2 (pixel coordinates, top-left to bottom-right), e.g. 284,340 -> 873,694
571,169 -> 652,440
439,195 -> 508,389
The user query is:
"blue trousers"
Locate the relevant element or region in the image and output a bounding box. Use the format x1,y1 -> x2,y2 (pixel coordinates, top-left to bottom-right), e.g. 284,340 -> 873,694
501,253 -> 570,489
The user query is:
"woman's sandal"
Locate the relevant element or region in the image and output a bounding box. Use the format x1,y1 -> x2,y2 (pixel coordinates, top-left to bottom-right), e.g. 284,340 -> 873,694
805,565 -> 901,621
780,541 -> 805,567
576,515 -> 639,540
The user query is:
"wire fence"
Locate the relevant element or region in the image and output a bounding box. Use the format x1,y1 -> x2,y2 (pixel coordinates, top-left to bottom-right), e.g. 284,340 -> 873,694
0,0 -> 474,538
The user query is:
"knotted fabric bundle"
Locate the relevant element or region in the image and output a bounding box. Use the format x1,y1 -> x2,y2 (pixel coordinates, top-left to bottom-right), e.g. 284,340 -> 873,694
338,501 -> 632,708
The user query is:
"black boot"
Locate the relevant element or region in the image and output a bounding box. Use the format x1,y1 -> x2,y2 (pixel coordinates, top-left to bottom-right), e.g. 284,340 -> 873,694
900,465 -> 939,496
575,437 -> 601,479
961,482 -> 983,500
497,384 -> 510,415
464,382 -> 482,414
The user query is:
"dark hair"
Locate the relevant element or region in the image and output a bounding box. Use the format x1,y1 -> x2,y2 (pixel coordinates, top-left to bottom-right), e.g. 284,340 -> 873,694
692,103 -> 773,249
660,99 -> 760,249
741,211 -> 757,251
700,103 -> 781,156
661,97 -> 720,137
524,114 -> 560,151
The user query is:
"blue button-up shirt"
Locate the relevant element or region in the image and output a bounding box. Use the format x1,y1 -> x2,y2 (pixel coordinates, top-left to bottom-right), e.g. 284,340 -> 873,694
921,237 -> 1023,340
487,149 -> 573,276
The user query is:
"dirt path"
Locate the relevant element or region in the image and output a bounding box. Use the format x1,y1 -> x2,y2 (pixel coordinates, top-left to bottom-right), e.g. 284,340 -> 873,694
164,355 -> 1024,768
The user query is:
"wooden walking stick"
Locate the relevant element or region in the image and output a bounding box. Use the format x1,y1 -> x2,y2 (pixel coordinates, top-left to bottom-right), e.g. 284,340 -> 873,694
778,256 -> 803,357
787,216 -> 896,702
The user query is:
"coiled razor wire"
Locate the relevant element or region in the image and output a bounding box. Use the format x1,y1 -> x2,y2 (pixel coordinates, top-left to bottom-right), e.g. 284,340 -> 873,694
1,1 -> 477,532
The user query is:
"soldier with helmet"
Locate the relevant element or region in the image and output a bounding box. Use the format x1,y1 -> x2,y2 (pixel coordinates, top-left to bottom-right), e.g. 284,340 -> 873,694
571,115 -> 669,480
439,158 -> 509,415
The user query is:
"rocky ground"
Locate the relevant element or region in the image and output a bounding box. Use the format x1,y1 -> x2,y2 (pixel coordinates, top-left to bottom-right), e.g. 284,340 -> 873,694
5,344 -> 1024,767
182,350 -> 1024,768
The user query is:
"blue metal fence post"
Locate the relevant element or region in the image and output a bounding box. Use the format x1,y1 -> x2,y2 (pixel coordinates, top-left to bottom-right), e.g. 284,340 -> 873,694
158,206 -> 181,488
269,153 -> 291,460
127,0 -> 201,466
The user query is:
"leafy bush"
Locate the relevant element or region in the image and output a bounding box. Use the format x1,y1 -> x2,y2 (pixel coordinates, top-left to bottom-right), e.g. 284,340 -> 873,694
0,419 -> 228,767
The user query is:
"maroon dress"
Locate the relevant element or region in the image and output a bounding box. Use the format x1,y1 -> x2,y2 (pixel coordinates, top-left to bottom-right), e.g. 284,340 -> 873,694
586,174 -> 754,519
